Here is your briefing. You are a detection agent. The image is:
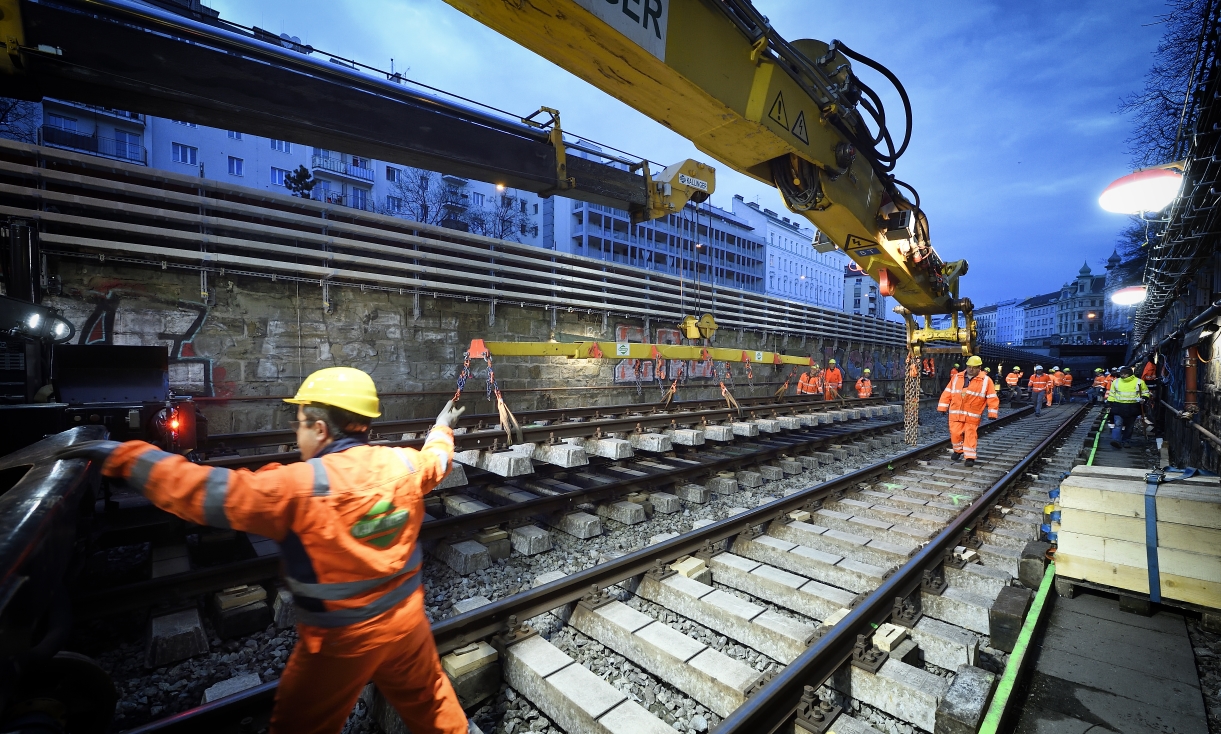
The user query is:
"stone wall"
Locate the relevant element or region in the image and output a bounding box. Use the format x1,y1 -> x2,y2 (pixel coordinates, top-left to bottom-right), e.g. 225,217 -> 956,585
45,256 -> 910,434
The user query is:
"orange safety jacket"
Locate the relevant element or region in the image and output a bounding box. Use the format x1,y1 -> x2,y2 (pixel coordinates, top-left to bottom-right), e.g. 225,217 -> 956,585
937,371 -> 1000,422
824,367 -> 843,390
1028,373 -> 1053,393
1142,362 -> 1158,381
797,372 -> 822,395
102,427 -> 455,654
855,377 -> 872,398
1092,375 -> 1109,389
1005,373 -> 1021,387
1061,373 -> 1073,387
1049,372 -> 1063,387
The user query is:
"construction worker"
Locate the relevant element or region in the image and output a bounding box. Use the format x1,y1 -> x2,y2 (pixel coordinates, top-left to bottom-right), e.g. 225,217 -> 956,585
1005,366 -> 1022,389
937,355 -> 999,467
1049,367 -> 1063,404
1106,365 -> 1151,449
1061,368 -> 1073,403
950,363 -> 961,379
55,368 -> 469,734
856,369 -> 873,398
1028,365 -> 1053,417
824,359 -> 844,400
1090,368 -> 1108,405
797,363 -> 823,396
1142,358 -> 1158,382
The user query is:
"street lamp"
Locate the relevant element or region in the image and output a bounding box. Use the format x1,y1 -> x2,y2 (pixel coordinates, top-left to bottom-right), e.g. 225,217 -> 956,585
1099,164 -> 1183,214
1111,285 -> 1147,305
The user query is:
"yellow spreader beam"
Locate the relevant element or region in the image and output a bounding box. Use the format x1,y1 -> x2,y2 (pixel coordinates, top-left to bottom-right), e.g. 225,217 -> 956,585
469,339 -> 814,366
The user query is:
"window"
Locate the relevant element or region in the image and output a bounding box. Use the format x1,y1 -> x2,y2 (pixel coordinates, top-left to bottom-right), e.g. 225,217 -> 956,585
172,119 -> 197,127
854,299 -> 861,308
350,187 -> 368,210
472,192 -> 485,207
46,113 -> 77,131
520,200 -> 528,213
533,203 -> 538,214
387,195 -> 403,211
270,139 -> 290,153
271,167 -> 290,186
520,222 -> 528,235
114,130 -> 141,160
386,166 -> 401,183
352,156 -> 369,170
227,130 -> 242,140
227,156 -> 244,176
172,142 -> 197,165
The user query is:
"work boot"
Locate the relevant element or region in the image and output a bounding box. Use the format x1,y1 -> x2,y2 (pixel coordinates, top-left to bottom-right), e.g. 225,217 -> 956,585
950,452 -> 963,462
963,458 -> 975,467
1110,440 -> 1122,450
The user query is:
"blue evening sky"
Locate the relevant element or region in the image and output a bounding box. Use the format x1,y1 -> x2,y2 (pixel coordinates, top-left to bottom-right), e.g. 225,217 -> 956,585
210,0 -> 1167,304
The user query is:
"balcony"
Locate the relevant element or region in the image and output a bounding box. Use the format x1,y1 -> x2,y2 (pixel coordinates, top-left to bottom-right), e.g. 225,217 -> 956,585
441,191 -> 470,212
53,101 -> 144,123
310,154 -> 375,183
310,189 -> 374,212
42,125 -> 146,164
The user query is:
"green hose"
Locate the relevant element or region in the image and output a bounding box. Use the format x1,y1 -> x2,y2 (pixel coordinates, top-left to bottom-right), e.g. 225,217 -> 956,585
1087,409 -> 1109,466
977,563 -> 1056,734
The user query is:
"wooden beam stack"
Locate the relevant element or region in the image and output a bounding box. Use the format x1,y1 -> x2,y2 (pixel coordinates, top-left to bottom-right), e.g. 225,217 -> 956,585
1056,465 -> 1221,608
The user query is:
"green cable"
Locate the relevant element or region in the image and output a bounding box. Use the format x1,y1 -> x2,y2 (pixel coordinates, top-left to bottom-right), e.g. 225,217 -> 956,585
1087,409 -> 1109,466
978,563 -> 1057,734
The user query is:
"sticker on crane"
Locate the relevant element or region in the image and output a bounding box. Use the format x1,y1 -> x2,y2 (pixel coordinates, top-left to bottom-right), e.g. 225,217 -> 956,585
846,235 -> 881,257
573,0 -> 669,62
678,173 -> 709,192
616,342 -> 631,357
790,111 -> 809,145
755,351 -> 764,362
768,92 -> 789,128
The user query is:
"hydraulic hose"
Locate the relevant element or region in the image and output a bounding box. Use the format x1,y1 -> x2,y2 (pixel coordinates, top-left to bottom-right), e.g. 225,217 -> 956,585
831,40 -> 914,161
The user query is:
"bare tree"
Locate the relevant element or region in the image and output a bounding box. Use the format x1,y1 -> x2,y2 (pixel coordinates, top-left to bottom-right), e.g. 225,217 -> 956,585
383,166 -> 451,226
0,98 -> 39,144
1118,0 -> 1211,166
467,192 -> 535,242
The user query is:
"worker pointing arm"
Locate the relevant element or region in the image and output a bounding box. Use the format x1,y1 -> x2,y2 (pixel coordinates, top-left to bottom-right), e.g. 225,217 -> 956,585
58,367 -> 469,734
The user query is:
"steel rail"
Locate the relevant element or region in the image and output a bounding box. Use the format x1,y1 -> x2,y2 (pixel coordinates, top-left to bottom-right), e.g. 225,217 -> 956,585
118,407 -> 1043,734
201,400 -> 898,468
200,396 -> 890,453
716,403 -> 1087,734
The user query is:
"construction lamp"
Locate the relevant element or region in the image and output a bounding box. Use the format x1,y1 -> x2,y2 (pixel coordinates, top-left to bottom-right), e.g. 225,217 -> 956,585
1111,286 -> 1147,306
1099,166 -> 1183,214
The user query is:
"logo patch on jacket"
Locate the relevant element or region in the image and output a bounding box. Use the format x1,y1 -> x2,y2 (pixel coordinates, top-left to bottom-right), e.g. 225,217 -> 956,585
351,499 -> 409,548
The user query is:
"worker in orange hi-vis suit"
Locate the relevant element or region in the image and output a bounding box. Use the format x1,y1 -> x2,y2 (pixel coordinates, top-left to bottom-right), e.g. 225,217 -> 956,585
1142,359 -> 1158,382
823,359 -> 844,400
937,355 -> 999,467
855,369 -> 873,398
1027,365 -> 1054,416
1049,367 -> 1063,404
55,368 -> 469,734
1061,368 -> 1073,402
797,363 -> 823,396
949,363 -> 960,379
1090,368 -> 1110,405
1005,366 -> 1022,389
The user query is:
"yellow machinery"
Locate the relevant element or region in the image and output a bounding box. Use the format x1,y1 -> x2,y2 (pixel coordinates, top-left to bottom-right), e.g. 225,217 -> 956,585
442,0 -> 975,357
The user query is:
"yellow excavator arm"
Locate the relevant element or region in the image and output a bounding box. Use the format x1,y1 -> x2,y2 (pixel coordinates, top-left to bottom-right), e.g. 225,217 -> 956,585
442,0 -> 974,355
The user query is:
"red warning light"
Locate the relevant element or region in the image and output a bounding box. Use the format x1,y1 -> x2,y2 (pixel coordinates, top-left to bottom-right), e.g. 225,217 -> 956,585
170,417 -> 180,430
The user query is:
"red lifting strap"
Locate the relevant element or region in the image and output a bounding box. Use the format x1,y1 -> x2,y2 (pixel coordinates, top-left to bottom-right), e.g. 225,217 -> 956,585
741,350 -> 751,363
773,353 -> 782,365
588,342 -> 604,358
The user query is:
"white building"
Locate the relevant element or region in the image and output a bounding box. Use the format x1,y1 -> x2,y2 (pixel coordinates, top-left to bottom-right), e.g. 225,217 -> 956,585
993,298 -> 1024,345
974,304 -> 997,343
731,195 -> 847,309
1021,292 -> 1059,346
842,266 -> 889,319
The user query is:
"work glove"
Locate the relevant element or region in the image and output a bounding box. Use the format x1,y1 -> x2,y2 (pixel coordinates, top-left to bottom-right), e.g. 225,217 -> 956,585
54,440 -> 122,463
435,400 -> 466,429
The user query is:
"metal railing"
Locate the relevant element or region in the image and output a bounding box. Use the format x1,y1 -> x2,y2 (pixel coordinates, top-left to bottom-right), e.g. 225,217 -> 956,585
41,125 -> 146,164
0,138 -> 906,345
309,154 -> 375,182
308,189 -> 375,211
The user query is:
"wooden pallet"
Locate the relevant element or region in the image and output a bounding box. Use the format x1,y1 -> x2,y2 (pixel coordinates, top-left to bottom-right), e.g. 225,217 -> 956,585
1052,571 -> 1218,617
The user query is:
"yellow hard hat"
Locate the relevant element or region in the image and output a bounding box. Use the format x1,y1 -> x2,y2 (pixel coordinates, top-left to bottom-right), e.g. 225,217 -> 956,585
285,367 -> 382,417
1012,366 -> 1021,371
863,368 -> 871,374
829,359 -> 837,364
966,356 -> 983,367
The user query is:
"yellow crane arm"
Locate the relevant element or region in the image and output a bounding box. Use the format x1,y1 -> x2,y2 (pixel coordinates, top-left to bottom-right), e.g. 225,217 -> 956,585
441,0 -> 974,345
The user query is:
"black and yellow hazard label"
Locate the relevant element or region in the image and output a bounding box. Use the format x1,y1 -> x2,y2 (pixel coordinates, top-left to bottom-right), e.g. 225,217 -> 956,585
791,111 -> 809,144
351,499 -> 409,548
768,91 -> 789,129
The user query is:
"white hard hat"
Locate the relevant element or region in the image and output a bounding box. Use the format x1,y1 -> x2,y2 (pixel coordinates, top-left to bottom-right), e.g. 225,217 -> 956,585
1034,364 -> 1044,370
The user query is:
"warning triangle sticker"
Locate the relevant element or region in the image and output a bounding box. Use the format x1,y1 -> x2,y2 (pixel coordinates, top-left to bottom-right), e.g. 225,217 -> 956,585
791,110 -> 809,145
768,92 -> 789,129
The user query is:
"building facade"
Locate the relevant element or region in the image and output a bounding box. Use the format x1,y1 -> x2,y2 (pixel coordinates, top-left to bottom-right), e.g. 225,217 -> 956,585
974,304 -> 998,343
1102,250 -> 1138,336
1057,263 -> 1108,344
731,195 -> 847,308
992,298 -> 1025,345
1021,292 -> 1060,346
842,266 -> 889,319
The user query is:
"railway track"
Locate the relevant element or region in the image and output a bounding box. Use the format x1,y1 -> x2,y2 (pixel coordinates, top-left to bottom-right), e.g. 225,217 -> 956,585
106,402 -> 1091,734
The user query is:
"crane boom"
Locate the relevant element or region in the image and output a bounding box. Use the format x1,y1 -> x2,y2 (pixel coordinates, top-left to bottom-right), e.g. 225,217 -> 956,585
441,0 -> 976,353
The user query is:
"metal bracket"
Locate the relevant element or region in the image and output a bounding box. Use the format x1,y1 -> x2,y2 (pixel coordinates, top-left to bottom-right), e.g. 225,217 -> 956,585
646,559 -> 676,581
850,634 -> 888,674
745,668 -> 778,697
794,686 -> 842,734
944,547 -> 967,570
891,594 -> 922,629
492,614 -> 538,655
577,584 -> 615,611
737,522 -> 762,541
922,565 -> 948,596
523,106 -> 575,194
694,538 -> 722,561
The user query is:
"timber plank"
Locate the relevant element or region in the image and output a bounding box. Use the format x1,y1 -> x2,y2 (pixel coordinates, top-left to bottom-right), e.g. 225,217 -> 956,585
1059,508 -> 1221,556
1057,531 -> 1221,583
1058,475 -> 1221,529
1055,554 -> 1221,608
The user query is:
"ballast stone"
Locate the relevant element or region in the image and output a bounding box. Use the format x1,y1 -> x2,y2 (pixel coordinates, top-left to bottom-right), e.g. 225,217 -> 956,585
510,525 -> 552,555
146,608 -> 209,668
201,673 -> 262,704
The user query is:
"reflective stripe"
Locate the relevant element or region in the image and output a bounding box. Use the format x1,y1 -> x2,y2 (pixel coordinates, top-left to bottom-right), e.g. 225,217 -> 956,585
391,448 -> 416,473
202,468 -> 232,529
288,545 -> 422,601
291,546 -> 425,628
128,450 -> 174,493
425,428 -> 454,448
427,446 -> 450,473
308,458 -> 330,496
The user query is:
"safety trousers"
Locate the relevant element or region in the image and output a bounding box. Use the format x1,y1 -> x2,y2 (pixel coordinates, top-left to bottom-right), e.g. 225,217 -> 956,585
270,613 -> 467,734
824,387 -> 840,400
949,418 -> 980,460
